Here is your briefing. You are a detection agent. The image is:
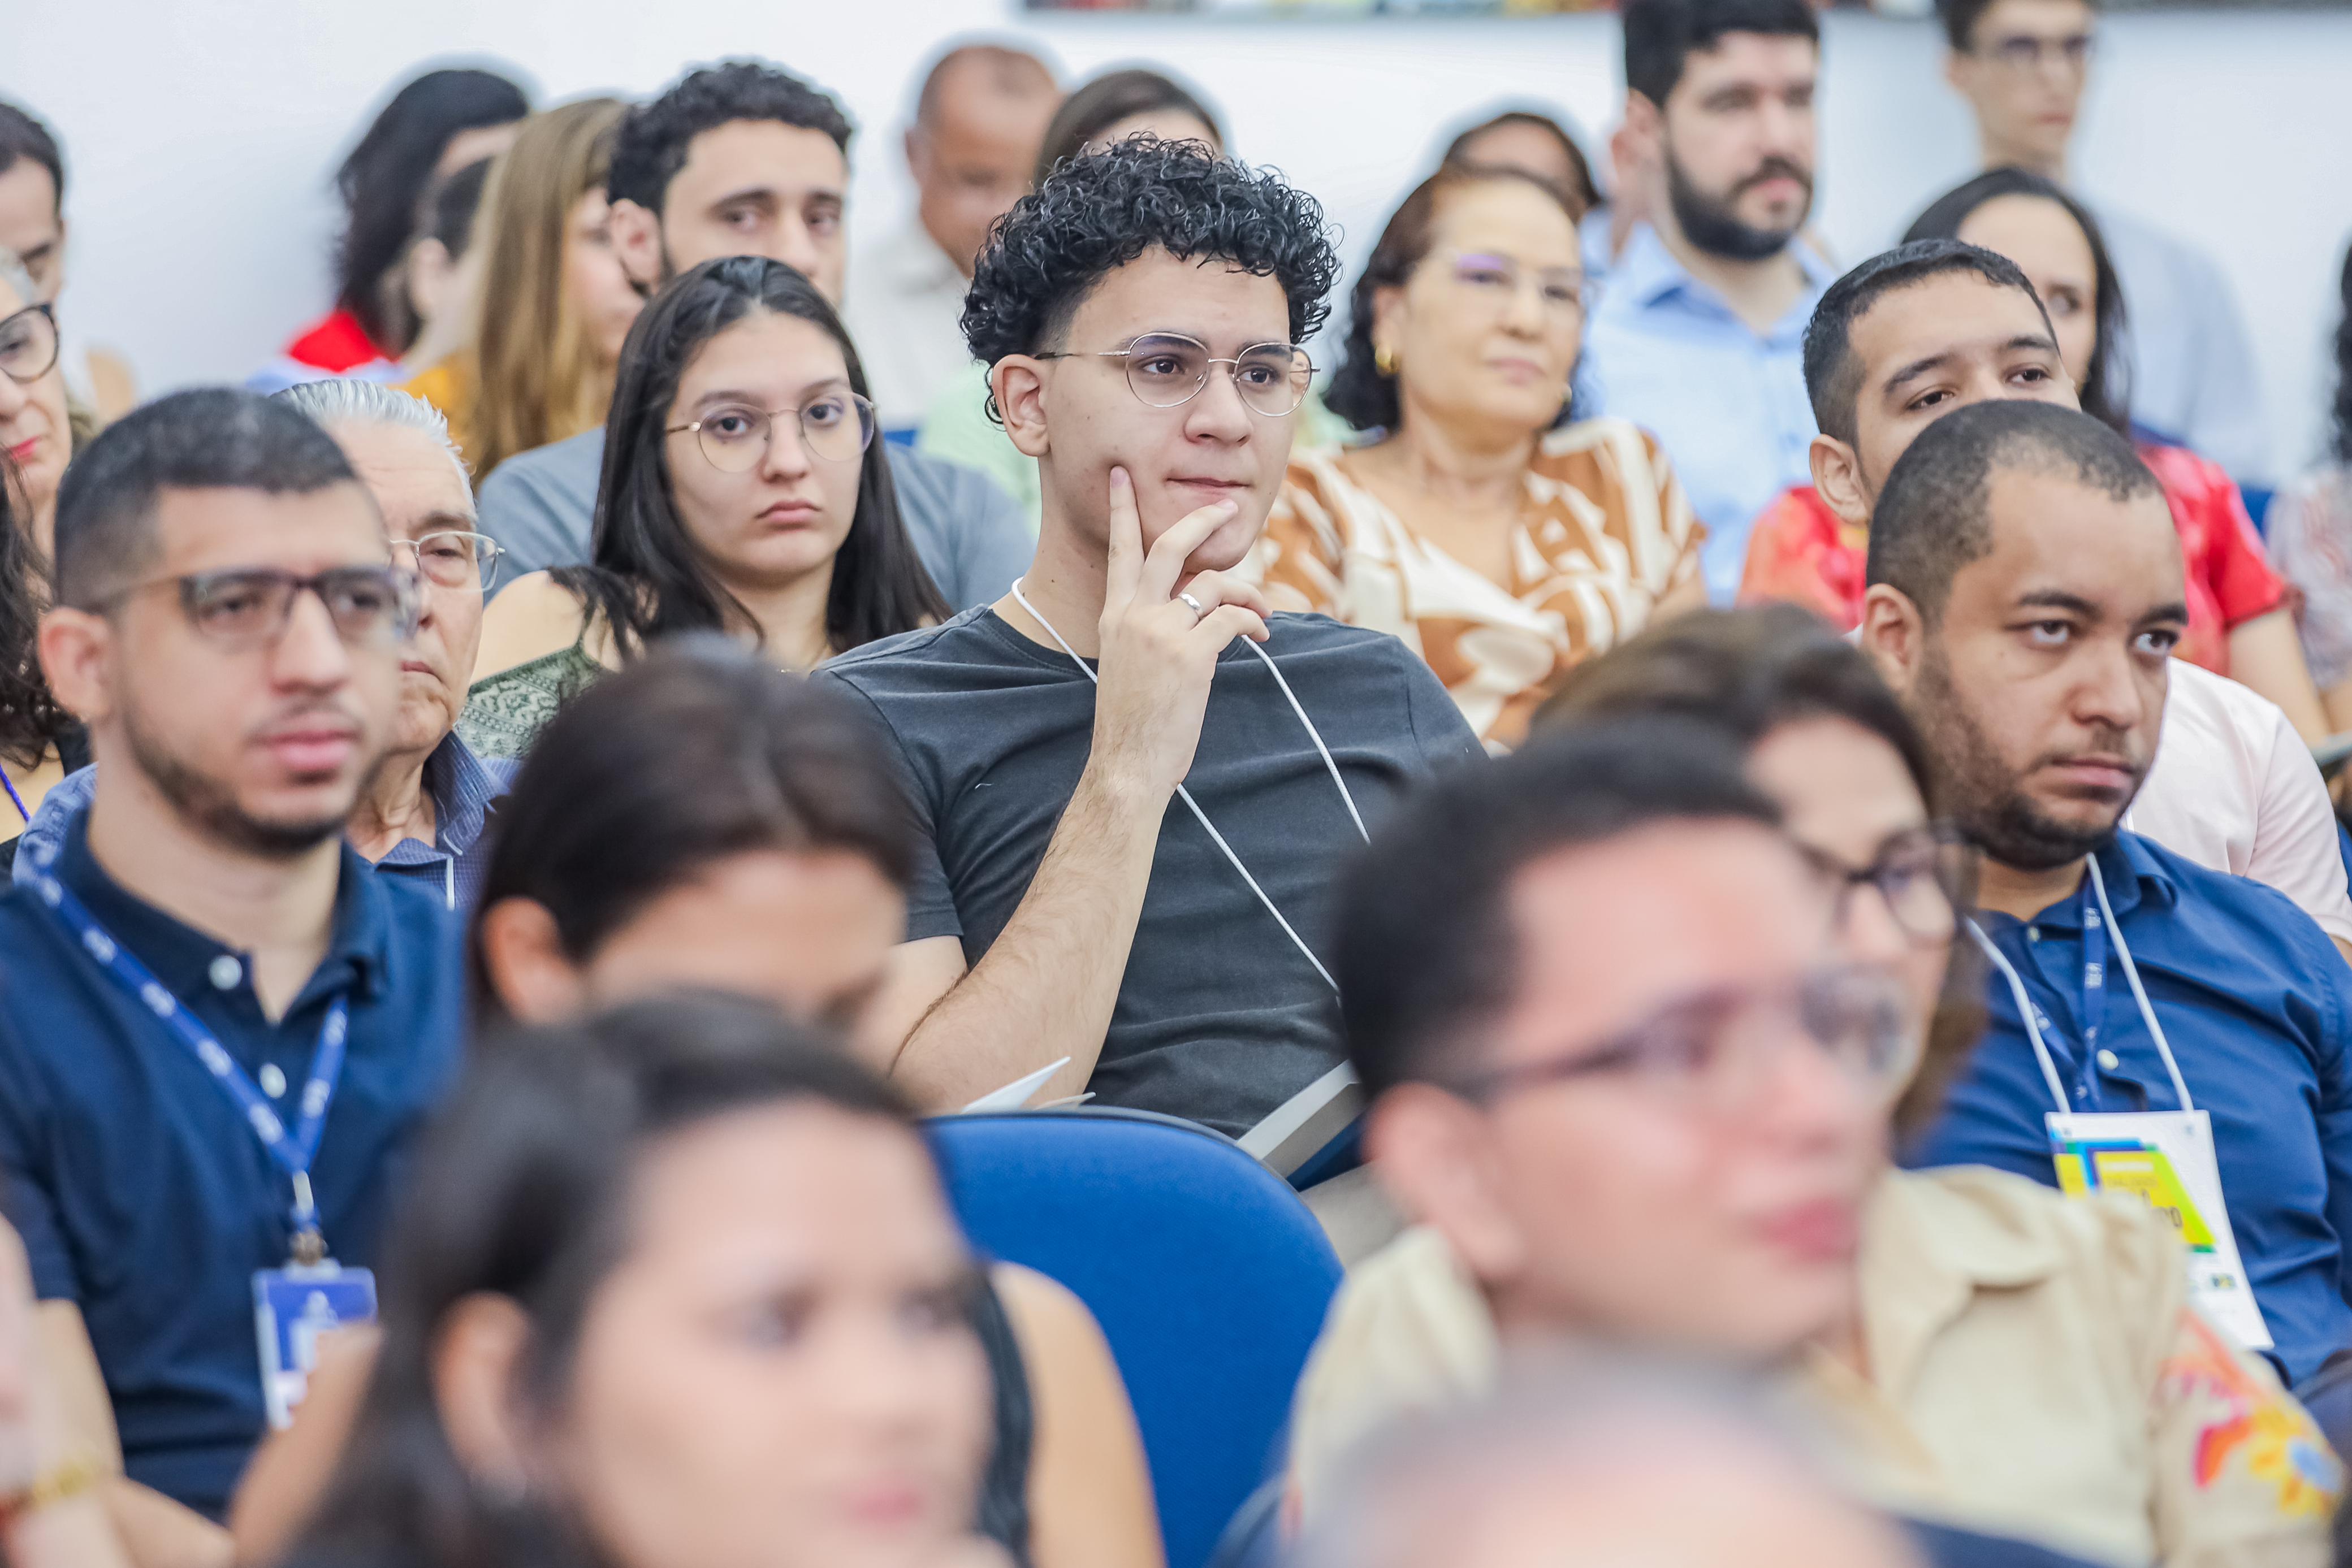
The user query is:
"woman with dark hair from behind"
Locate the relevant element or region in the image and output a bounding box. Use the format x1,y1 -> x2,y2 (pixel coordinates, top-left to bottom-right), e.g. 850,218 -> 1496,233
1247,163 -> 1703,749
230,644 -> 1164,1568
1745,168 -> 2331,743
258,65 -> 530,389
1438,107 -> 1601,218
2261,241 -> 2352,737
460,255 -> 948,760
275,994 -> 1011,1568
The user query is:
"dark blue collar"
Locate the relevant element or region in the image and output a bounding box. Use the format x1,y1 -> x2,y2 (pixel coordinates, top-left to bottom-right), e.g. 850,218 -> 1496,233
377,731 -> 500,869
52,812 -> 392,1011
1998,831 -> 2182,933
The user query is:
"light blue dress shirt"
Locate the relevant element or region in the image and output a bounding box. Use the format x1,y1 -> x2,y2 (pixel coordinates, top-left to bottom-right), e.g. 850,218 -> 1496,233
1581,226 -> 1834,604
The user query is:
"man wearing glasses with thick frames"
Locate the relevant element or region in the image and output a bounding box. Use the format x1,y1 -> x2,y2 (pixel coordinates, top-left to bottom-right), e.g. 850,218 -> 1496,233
823,141 -> 1480,1162
0,389 -> 465,1561
18,381 -> 517,913
1935,0 -> 2270,495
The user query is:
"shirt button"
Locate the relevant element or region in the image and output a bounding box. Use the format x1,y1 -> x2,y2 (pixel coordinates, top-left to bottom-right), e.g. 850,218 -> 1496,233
2097,1049 -> 2121,1071
208,955 -> 243,991
2026,928 -> 2042,944
258,1064 -> 287,1099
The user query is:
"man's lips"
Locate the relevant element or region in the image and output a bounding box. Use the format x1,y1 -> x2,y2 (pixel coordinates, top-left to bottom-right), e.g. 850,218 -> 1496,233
2045,756 -> 2139,795
1752,1198 -> 1858,1262
258,722 -> 361,775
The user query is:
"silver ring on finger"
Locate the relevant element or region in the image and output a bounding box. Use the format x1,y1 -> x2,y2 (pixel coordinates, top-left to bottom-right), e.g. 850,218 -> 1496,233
1178,591 -> 1207,623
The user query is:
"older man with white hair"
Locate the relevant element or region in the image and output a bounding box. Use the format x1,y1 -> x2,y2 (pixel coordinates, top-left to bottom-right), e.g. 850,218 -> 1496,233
19,382 -> 513,909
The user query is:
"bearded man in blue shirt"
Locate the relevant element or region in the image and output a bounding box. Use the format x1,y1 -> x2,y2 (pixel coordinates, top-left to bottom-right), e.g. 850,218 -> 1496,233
1861,399 -> 2352,1428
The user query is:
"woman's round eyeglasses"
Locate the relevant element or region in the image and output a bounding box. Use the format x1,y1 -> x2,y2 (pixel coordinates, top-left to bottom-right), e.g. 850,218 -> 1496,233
0,304 -> 59,387
668,392 -> 877,474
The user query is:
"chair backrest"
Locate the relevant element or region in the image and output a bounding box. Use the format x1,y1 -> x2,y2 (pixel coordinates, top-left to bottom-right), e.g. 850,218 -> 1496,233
928,1108 -> 1344,1568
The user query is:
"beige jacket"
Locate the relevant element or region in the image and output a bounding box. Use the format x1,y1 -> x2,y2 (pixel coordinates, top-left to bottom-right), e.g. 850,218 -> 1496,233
1287,1166 -> 2340,1568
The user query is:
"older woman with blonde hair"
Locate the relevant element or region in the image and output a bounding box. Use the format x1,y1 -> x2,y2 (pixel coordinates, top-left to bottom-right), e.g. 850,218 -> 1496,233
401,98 -> 642,483
1249,165 -> 1705,750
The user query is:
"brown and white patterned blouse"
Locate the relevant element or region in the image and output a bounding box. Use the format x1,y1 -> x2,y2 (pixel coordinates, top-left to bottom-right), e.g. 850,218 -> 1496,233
1247,417 -> 1704,748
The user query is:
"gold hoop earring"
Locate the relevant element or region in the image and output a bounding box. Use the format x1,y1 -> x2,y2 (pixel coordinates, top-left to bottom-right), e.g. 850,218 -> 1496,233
1374,344 -> 1398,377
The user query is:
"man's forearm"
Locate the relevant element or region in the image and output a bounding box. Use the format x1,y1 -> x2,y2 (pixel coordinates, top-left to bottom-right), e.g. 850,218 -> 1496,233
893,768 -> 1165,1110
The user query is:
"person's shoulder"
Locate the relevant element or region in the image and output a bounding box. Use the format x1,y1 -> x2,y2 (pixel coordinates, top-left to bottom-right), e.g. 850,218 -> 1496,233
2165,659 -> 2290,746
1266,611 -> 1413,656
1891,1163 -> 2175,1271
472,572 -> 590,682
481,428 -> 604,496
2120,826 -> 2320,934
818,606 -> 1002,686
887,443 -> 992,504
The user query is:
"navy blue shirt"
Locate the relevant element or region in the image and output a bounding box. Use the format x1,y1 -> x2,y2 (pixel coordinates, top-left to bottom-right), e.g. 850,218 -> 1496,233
1908,830 -> 2352,1385
0,815 -> 464,1515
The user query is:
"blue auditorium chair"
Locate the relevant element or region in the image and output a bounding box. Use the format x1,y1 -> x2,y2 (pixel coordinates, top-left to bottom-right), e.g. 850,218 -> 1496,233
927,1108 -> 1344,1568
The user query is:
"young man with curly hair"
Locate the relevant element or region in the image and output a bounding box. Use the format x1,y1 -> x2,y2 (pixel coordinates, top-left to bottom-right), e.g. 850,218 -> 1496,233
820,141 -> 1481,1158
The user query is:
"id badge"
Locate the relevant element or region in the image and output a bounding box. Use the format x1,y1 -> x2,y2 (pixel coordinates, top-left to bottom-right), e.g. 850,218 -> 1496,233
253,1263 -> 377,1429
2047,1110 -> 2272,1350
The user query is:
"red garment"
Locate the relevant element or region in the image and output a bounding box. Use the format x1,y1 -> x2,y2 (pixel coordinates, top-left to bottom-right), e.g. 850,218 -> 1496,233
280,308 -> 390,374
1737,484 -> 1868,630
1733,444 -> 2288,675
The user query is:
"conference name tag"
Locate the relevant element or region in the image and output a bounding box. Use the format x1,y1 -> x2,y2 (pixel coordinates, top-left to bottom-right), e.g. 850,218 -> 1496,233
2047,1109 -> 2271,1350
254,1263 -> 378,1429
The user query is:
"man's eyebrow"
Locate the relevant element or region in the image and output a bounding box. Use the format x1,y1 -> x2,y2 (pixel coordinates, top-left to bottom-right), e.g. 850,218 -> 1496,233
2138,600 -> 2191,627
1881,350 -> 1956,396
707,184 -> 782,211
2012,589 -> 2102,617
410,508 -> 478,534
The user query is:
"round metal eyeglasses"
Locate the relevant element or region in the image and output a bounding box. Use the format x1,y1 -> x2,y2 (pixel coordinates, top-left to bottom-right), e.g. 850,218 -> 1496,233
1034,332 -> 1315,418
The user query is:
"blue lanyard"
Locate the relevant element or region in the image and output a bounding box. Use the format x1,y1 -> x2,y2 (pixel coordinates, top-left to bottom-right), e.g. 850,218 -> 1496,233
25,857 -> 351,1263
0,769 -> 26,825
2078,879 -> 2108,1058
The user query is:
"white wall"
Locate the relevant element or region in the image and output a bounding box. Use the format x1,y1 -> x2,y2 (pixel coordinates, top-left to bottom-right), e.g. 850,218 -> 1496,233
8,3 -> 2352,471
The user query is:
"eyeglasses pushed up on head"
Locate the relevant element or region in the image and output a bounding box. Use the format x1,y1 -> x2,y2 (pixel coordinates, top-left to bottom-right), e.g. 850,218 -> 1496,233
1034,332 -> 1316,418
668,392 -> 877,474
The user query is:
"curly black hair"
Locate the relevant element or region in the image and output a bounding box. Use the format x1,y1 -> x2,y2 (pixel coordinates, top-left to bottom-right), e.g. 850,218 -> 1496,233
608,60 -> 853,216
961,138 -> 1338,384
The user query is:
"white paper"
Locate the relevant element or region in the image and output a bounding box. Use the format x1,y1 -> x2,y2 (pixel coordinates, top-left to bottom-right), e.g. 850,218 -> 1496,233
959,1058 -> 1073,1114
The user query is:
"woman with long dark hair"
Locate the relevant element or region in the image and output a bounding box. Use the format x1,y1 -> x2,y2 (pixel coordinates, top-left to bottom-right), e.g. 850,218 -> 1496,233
275,994 -> 1009,1568
0,283 -> 83,865
231,646 -> 1163,1568
460,256 -> 949,759
260,66 -> 530,387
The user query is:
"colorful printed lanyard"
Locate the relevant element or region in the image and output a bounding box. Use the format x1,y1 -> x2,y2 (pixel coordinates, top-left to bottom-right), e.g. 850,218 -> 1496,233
24,852 -> 351,1263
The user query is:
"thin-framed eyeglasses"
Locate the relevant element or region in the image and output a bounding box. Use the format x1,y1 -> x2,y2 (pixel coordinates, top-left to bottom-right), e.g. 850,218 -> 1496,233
1436,250 -> 1596,321
0,303 -> 59,387
1798,824 -> 1976,948
1033,332 -> 1316,418
1449,963 -> 1918,1116
667,391 -> 876,474
391,530 -> 505,595
1978,32 -> 2095,73
88,565 -> 422,650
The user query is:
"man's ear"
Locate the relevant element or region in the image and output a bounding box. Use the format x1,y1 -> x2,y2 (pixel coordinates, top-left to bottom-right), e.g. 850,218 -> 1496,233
38,607 -> 111,726
1365,1085 -> 1530,1292
432,1292 -> 538,1498
1811,432 -> 1872,529
993,359 -> 1051,461
904,125 -> 930,183
476,897 -> 589,1025
1857,583 -> 1929,696
607,198 -> 665,293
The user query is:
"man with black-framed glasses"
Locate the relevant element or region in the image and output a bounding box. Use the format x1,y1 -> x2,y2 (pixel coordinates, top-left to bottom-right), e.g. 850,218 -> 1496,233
16,380 -> 520,914
1933,0 -> 2269,495
0,388 -> 465,1557
821,140 -> 1481,1160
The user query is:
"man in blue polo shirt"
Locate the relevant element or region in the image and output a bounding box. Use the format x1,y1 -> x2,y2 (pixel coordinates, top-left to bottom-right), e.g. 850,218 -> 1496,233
1583,0 -> 1832,603
0,389 -> 462,1553
1860,399 -> 2352,1410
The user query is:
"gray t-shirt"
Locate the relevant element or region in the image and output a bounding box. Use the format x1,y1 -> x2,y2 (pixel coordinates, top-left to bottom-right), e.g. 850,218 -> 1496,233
816,608 -> 1482,1137
475,430 -> 1035,612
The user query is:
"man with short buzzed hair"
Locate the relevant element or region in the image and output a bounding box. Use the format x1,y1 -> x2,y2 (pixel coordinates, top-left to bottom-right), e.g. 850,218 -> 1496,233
1862,399 -> 2352,1410
849,43 -> 1060,436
